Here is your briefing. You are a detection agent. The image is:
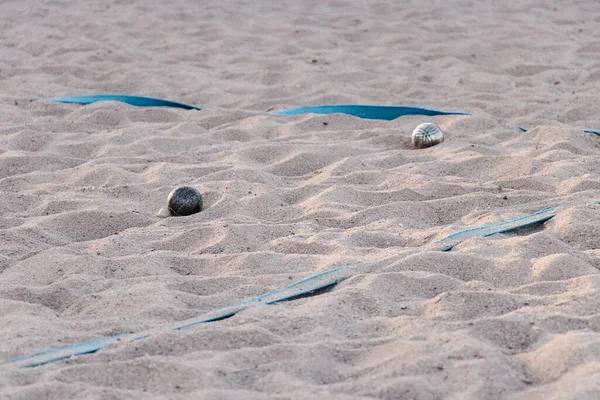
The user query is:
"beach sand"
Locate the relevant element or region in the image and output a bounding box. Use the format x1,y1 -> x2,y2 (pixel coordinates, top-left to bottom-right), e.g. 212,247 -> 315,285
1,0 -> 600,398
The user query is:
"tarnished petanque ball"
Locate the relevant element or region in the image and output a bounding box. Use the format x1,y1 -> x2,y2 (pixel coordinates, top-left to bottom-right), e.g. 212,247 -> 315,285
412,122 -> 444,149
167,186 -> 203,216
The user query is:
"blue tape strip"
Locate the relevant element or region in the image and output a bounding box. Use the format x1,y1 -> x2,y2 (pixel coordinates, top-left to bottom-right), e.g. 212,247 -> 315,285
7,200 -> 599,367
270,105 -> 469,121
47,95 -> 201,110
583,130 -> 600,136
174,266 -> 349,331
43,96 -> 599,134
6,266 -> 349,368
42,98 -> 600,134
519,127 -> 600,136
437,204 -> 563,251
238,266 -> 347,306
271,106 -> 598,133
7,335 -> 121,368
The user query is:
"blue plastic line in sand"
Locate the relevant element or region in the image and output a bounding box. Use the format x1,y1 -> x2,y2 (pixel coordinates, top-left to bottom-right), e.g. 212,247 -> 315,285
44,98 -> 600,134
518,126 -> 599,136
8,201 -> 599,368
270,104 -> 469,120
6,336 -> 122,369
47,95 -> 201,110
584,130 -> 600,136
437,201 -> 600,250
6,266 -> 350,369
436,204 -> 563,251
271,105 -> 600,133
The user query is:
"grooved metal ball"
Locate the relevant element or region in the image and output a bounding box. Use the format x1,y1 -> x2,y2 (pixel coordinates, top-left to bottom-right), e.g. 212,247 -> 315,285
412,122 -> 444,149
167,186 -> 203,216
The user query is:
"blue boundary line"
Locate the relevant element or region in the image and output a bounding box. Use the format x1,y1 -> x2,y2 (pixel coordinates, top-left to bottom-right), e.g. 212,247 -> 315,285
6,267 -> 349,368
44,97 -> 600,133
47,95 -> 201,110
270,104 -> 469,120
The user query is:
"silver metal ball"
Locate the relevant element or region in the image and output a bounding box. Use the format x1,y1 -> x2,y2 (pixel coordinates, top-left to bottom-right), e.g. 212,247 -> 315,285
167,186 -> 203,216
412,122 -> 444,149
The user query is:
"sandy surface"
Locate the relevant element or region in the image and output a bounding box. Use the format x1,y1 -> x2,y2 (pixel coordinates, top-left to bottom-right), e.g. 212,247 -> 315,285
1,0 -> 600,398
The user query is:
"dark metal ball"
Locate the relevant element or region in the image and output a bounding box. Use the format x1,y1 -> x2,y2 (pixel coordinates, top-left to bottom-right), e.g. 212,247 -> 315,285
167,186 -> 203,216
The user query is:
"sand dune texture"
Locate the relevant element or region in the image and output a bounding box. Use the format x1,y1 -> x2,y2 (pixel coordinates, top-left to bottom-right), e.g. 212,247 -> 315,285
1,0 -> 600,398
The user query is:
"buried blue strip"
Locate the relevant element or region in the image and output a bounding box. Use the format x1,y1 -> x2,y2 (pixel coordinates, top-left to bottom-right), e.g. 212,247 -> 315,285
7,200 -> 598,367
7,335 -> 121,368
171,278 -> 345,331
172,311 -> 238,331
483,215 -> 556,236
438,200 -> 600,250
42,97 -> 600,136
43,98 -> 600,136
47,95 -> 201,110
437,205 -> 563,251
265,281 -> 340,304
272,107 -> 598,133
174,266 -> 350,330
270,105 -> 469,121
238,266 -> 348,306
6,267 -> 349,368
519,127 -> 600,136
442,205 -> 560,240
584,130 -> 600,136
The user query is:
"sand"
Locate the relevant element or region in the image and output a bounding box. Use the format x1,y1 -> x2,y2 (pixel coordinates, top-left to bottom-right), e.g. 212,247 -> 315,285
1,0 -> 600,398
